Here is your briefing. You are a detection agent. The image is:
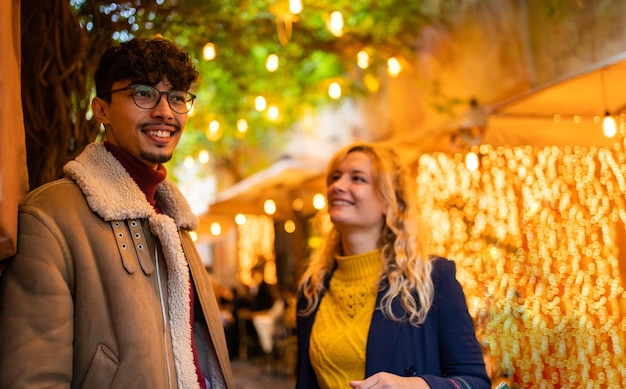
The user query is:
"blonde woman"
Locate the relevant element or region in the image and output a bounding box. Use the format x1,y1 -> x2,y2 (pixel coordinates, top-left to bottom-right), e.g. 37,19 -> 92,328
296,142 -> 490,389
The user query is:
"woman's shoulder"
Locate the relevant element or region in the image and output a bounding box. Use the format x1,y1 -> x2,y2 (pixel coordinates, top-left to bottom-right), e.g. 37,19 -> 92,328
428,255 -> 458,283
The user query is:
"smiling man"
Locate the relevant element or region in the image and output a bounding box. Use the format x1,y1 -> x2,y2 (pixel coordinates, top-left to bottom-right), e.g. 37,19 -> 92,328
0,37 -> 234,389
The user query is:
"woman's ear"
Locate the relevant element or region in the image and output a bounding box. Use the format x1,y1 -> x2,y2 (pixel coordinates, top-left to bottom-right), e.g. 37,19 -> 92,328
91,97 -> 110,125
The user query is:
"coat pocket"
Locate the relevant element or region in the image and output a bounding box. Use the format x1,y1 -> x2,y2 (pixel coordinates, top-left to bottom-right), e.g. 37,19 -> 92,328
82,343 -> 119,389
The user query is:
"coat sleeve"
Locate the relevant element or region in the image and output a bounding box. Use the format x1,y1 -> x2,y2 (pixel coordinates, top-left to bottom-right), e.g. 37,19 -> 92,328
0,206 -> 74,388
420,258 -> 491,389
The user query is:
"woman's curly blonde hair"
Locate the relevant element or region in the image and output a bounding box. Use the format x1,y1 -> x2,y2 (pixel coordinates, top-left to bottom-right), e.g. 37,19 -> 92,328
297,142 -> 434,326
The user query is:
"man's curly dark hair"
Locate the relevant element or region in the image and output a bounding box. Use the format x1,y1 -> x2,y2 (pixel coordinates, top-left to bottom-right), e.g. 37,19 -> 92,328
95,37 -> 199,101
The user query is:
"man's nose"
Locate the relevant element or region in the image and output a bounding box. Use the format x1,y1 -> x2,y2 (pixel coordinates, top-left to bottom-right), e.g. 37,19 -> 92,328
152,95 -> 175,118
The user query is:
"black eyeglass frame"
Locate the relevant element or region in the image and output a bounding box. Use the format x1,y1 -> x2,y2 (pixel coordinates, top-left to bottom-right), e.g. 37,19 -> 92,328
108,84 -> 196,114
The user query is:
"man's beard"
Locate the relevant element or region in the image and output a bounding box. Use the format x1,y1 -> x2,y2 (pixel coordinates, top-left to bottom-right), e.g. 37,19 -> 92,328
141,150 -> 172,165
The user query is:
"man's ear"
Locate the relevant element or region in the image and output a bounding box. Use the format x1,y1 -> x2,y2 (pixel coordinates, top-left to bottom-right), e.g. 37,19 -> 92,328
91,97 -> 110,125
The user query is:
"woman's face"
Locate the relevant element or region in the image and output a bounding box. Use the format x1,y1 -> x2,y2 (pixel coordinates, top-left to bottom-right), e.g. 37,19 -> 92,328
326,151 -> 387,233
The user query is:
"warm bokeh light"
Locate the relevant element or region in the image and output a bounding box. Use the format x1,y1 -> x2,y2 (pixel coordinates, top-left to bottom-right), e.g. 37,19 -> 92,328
198,150 -> 210,164
255,96 -> 267,111
284,219 -> 296,233
189,230 -> 198,242
465,151 -> 479,171
313,193 -> 326,210
363,73 -> 380,92
235,213 -> 247,225
387,57 -> 402,77
328,82 -> 341,100
328,11 -> 343,36
209,222 -> 221,236
183,155 -> 194,168
264,199 -> 277,215
603,113 -> 617,138
292,198 -> 304,212
236,118 -> 248,139
289,0 -> 302,14
205,120 -> 221,141
266,54 -> 279,72
357,50 -> 370,69
202,42 -> 216,61
267,105 -> 280,121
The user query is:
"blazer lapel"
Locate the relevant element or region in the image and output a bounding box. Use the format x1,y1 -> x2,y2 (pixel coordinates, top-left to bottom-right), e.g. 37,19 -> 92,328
365,290 -> 402,375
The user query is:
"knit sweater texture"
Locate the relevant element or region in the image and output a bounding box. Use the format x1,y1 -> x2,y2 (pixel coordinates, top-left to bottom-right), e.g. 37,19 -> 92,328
309,249 -> 382,389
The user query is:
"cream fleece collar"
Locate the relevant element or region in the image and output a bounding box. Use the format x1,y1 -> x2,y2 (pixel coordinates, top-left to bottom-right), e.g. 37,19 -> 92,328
63,142 -> 198,230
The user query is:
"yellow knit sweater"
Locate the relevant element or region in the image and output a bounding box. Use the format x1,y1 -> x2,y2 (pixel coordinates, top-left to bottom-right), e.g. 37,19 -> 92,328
310,249 -> 383,389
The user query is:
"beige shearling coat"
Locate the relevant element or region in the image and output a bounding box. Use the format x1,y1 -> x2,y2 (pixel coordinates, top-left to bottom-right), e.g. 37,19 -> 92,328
0,143 -> 234,389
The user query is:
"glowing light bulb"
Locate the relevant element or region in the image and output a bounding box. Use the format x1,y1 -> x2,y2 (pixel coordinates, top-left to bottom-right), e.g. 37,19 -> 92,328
289,0 -> 302,14
292,198 -> 304,212
235,213 -> 246,225
602,112 -> 617,138
210,222 -> 221,236
328,82 -> 341,99
255,96 -> 267,111
357,50 -> 370,69
184,155 -> 194,168
328,11 -> 343,36
313,193 -> 326,210
465,151 -> 479,172
267,105 -> 279,121
237,118 -> 248,133
264,199 -> 276,215
266,54 -> 279,72
284,220 -> 296,233
387,57 -> 401,77
203,43 -> 216,61
198,150 -> 210,164
205,120 -> 221,141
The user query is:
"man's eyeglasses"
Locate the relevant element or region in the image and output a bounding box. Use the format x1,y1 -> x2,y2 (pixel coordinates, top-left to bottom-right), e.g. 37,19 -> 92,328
108,84 -> 196,114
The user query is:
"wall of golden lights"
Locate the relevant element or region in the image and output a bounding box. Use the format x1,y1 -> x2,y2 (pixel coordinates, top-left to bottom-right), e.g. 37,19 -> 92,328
236,214 -> 277,286
416,130 -> 626,387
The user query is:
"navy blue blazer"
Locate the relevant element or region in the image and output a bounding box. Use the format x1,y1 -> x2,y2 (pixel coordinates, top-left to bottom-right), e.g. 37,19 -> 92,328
296,257 -> 491,389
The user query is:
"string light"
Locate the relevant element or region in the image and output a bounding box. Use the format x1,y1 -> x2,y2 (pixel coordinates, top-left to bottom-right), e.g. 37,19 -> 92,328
266,54 -> 279,72
465,151 -> 479,171
328,82 -> 342,99
292,198 -> 304,212
183,155 -> 194,168
202,42 -> 216,61
236,118 -> 248,139
255,96 -> 267,111
210,222 -> 221,236
234,213 -> 247,225
387,57 -> 402,77
603,112 -> 617,138
289,0 -> 303,14
313,193 -> 326,210
328,11 -> 343,37
198,150 -> 210,164
284,219 -> 296,233
357,50 -> 370,69
205,119 -> 221,141
266,105 -> 280,121
264,199 -> 277,215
